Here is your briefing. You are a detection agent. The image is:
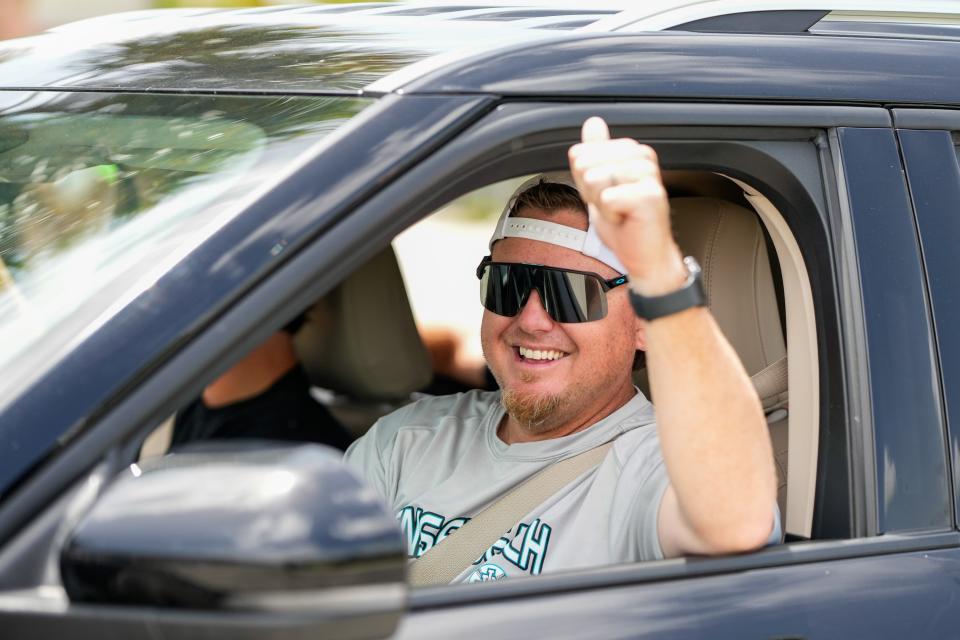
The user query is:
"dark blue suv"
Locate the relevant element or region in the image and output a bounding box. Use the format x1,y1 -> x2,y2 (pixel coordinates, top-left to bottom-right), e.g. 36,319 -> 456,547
1,3 -> 960,638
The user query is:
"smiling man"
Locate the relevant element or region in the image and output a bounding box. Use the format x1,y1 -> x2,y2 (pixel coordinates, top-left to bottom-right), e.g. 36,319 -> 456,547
345,118 -> 779,584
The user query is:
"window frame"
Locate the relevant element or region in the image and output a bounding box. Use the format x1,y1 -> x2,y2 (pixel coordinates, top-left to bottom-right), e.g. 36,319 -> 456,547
384,101 -> 952,607
353,100 -> 863,542
894,109 -> 960,530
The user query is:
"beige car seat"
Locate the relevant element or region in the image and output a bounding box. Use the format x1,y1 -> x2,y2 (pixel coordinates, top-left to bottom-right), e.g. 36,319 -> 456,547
635,197 -> 790,516
294,245 -> 432,434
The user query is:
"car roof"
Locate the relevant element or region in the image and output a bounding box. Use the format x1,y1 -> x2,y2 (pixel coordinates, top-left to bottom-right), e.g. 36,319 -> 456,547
582,0 -> 960,31
0,1 -> 959,96
403,31 -> 960,106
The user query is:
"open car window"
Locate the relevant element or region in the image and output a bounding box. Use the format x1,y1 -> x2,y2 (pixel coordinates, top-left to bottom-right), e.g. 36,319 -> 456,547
384,166 -> 809,566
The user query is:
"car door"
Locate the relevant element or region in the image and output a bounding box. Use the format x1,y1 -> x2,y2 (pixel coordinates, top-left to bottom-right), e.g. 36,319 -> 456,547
331,99 -> 957,639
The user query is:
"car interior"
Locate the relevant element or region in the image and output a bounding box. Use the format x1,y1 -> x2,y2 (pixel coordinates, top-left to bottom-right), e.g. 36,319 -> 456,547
140,165 -> 819,550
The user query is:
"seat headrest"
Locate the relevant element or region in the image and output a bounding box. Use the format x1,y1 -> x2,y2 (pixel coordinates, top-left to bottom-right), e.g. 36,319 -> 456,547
293,246 -> 432,401
670,197 -> 787,405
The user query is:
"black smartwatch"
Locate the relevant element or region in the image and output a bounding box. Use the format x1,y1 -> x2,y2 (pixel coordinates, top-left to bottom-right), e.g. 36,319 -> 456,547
628,256 -> 707,321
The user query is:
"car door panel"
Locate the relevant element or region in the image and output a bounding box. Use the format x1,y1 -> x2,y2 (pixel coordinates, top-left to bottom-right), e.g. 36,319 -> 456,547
402,543 -> 960,639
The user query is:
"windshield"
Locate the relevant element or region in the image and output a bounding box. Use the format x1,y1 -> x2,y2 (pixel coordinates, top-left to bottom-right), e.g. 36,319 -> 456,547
0,92 -> 370,407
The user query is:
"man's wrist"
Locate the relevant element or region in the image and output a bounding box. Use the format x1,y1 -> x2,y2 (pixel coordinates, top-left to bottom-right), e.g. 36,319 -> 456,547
628,256 -> 707,321
626,249 -> 687,296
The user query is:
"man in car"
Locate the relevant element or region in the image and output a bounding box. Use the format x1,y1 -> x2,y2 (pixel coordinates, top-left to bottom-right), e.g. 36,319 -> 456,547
345,117 -> 779,584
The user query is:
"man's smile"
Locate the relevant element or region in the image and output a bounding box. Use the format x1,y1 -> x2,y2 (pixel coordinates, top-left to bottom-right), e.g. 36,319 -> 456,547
512,345 -> 570,366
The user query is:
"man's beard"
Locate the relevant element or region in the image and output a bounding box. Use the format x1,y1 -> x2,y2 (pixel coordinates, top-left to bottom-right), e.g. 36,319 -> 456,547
501,386 -> 563,434
496,370 -> 575,435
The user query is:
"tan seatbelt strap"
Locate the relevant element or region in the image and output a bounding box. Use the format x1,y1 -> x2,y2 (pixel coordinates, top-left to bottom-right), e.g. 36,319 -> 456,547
752,355 -> 788,410
408,441 -> 614,587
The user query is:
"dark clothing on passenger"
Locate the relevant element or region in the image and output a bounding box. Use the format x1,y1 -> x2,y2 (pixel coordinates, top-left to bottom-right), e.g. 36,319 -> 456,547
171,366 -> 353,451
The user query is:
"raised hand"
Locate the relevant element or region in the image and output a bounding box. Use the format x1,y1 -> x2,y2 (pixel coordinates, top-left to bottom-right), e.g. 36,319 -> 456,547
568,117 -> 686,295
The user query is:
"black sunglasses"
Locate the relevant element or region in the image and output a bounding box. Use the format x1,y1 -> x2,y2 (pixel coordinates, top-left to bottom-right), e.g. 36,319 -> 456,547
476,257 -> 628,323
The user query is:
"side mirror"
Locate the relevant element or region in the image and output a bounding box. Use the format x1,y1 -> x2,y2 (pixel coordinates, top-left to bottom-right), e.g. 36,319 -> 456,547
59,442 -> 406,638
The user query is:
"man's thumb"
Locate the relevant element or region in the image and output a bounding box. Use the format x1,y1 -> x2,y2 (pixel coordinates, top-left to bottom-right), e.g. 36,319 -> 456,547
581,116 -> 610,143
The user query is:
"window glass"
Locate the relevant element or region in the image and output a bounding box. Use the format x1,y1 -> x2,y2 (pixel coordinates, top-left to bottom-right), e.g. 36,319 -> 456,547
0,92 -> 370,406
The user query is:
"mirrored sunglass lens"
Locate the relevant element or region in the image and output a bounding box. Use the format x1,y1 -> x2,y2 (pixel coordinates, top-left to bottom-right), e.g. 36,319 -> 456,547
480,264 -> 524,316
541,269 -> 605,322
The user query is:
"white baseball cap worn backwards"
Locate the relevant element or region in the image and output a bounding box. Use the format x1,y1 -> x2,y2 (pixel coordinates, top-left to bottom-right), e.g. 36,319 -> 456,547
488,172 -> 628,275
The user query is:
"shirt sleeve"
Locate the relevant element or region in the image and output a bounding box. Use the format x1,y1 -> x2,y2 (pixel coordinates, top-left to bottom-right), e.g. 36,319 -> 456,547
609,426 -> 671,562
343,418 -> 392,504
342,402 -> 416,507
766,503 -> 784,545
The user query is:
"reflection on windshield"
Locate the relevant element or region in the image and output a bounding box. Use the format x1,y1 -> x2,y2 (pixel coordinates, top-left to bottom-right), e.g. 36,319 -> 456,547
0,92 -> 369,401
0,17 -> 551,93
84,25 -> 425,93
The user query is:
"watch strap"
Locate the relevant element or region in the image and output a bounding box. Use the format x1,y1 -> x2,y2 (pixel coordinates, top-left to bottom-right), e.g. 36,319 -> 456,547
628,256 -> 706,321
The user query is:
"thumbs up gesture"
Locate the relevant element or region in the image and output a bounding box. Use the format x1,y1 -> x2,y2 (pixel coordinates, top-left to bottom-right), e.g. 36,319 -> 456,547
568,117 -> 687,296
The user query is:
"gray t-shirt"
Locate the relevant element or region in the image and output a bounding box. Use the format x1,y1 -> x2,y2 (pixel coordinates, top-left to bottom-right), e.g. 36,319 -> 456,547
343,388 -> 670,583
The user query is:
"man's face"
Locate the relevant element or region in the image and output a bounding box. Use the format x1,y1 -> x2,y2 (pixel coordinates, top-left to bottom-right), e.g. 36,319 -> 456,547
480,206 -> 643,437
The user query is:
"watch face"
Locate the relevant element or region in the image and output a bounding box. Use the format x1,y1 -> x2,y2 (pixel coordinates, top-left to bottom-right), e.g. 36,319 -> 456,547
683,255 -> 702,277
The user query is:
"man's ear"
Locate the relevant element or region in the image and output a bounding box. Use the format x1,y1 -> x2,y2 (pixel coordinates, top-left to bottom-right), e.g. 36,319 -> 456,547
634,316 -> 647,351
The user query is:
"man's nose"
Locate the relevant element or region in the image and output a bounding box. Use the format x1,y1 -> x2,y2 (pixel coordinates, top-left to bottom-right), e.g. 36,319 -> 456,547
516,289 -> 555,331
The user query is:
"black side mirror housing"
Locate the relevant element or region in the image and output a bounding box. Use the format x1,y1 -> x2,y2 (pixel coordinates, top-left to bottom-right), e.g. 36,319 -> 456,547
59,442 -> 405,635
